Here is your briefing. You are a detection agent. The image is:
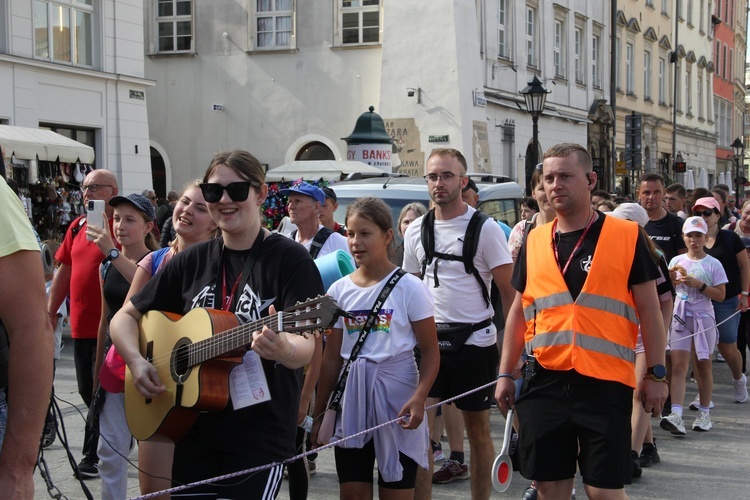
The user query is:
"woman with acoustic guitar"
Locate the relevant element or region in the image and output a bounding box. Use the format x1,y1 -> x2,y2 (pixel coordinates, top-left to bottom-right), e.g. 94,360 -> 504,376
122,179 -> 217,497
111,150 -> 324,498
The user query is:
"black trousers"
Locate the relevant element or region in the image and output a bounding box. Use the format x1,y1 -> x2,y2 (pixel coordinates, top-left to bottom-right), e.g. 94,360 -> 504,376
74,338 -> 99,461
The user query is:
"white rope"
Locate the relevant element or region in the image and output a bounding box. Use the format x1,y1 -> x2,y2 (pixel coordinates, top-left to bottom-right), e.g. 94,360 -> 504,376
667,309 -> 741,344
132,308 -> 746,499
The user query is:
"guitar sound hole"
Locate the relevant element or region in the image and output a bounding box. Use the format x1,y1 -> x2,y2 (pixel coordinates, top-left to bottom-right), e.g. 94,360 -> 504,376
170,339 -> 193,384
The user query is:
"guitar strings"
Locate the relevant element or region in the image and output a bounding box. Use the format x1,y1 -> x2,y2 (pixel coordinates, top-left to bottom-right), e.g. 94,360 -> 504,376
143,310 -> 326,370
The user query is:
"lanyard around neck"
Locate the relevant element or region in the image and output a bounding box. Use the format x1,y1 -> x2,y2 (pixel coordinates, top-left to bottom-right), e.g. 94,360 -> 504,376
552,211 -> 596,277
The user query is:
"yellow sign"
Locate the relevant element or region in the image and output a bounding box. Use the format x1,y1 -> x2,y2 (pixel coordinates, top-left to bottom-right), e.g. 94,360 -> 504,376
615,161 -> 627,174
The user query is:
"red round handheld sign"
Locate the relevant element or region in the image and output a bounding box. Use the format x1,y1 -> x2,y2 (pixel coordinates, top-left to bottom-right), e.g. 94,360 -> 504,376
491,408 -> 515,493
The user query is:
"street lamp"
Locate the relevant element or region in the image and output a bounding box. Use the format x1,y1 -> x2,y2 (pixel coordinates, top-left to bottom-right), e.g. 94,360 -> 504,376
520,76 -> 550,194
732,137 -> 745,198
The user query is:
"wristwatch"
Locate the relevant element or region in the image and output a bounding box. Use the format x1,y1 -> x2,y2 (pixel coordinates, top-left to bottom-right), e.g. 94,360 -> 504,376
644,364 -> 668,383
104,248 -> 120,263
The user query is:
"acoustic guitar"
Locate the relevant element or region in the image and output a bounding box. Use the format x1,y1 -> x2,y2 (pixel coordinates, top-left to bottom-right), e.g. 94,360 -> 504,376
125,295 -> 342,442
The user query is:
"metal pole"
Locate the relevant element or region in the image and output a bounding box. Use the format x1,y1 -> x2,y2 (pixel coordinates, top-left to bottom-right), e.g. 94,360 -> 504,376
671,0 -> 679,179
530,114 -> 539,196
610,0 -> 617,194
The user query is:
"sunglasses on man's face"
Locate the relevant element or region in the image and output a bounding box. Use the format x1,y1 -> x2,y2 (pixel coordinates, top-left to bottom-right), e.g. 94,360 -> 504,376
692,209 -> 715,217
199,182 -> 258,203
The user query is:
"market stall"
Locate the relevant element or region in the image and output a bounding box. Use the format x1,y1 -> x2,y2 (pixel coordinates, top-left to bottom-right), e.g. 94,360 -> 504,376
0,125 -> 96,240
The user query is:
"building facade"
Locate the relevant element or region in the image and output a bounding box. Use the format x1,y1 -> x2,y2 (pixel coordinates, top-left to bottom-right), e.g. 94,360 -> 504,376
0,0 -> 154,195
136,1 -> 743,196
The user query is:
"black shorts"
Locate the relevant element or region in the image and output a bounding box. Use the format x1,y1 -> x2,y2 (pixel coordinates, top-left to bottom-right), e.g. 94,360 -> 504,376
334,438 -> 418,489
428,344 -> 499,411
515,369 -> 633,489
172,436 -> 284,498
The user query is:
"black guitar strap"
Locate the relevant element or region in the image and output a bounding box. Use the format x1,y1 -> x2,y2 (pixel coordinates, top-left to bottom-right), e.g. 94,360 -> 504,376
215,229 -> 267,312
327,268 -> 406,412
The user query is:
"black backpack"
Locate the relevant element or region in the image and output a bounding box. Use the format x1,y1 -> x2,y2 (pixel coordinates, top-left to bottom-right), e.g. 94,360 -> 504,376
292,226 -> 334,259
420,209 -> 491,307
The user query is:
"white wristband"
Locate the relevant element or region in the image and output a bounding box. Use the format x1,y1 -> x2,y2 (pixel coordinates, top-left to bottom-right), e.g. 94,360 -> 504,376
741,292 -> 749,296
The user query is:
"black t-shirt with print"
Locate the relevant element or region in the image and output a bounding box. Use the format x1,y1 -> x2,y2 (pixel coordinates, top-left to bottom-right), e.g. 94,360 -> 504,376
131,234 -> 324,460
512,213 -> 659,300
644,211 -> 686,264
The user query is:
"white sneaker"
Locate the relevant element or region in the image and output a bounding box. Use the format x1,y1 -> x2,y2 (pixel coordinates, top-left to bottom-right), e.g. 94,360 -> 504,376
688,394 -> 715,410
734,373 -> 748,403
692,410 -> 712,431
660,413 -> 687,435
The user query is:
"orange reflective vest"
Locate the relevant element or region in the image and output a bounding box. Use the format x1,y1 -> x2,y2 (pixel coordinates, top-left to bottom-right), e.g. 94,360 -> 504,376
522,216 -> 639,388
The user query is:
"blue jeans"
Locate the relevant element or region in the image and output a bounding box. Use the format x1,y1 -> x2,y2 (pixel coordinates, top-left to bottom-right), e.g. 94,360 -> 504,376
713,296 -> 740,344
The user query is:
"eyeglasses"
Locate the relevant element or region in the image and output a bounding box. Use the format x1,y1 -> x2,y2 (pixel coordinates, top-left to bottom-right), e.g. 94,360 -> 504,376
199,182 -> 259,203
147,195 -> 157,200
81,184 -> 114,193
424,172 -> 460,183
691,209 -> 716,217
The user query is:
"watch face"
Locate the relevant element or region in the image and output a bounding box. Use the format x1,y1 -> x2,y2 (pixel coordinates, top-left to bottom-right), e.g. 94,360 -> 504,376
109,249 -> 119,260
650,364 -> 667,378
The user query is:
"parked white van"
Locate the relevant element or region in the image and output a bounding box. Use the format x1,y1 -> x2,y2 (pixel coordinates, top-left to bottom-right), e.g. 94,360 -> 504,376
330,174 -> 524,230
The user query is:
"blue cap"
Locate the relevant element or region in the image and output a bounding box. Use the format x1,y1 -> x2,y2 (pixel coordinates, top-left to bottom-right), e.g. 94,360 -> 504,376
279,182 -> 325,204
109,193 -> 157,222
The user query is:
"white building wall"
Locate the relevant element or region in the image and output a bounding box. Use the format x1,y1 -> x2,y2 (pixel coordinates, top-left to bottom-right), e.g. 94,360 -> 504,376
144,0 -> 381,191
675,0 -> 717,176
0,0 -> 152,194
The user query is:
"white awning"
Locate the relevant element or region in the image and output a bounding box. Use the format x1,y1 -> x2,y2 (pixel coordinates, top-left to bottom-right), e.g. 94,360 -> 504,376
265,160 -> 388,182
0,125 -> 95,163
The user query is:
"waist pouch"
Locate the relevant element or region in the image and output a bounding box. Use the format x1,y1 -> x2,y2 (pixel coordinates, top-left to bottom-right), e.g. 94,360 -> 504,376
436,318 -> 492,353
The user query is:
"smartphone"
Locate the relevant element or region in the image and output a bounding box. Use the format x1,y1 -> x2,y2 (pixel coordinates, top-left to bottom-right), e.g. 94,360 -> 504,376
86,199 -> 106,240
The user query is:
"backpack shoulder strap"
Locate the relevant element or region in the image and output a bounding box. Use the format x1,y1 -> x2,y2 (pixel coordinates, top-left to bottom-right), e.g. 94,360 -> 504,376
420,209 -> 437,278
150,247 -> 171,276
462,211 -> 491,306
310,227 -> 334,259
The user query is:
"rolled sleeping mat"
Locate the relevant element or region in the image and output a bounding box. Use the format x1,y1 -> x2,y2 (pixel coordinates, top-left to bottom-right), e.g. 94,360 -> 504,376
315,249 -> 355,290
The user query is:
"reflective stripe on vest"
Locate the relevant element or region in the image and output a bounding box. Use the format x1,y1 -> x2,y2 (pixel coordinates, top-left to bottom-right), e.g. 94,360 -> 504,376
526,330 -> 635,364
522,215 -> 640,387
524,292 -> 638,326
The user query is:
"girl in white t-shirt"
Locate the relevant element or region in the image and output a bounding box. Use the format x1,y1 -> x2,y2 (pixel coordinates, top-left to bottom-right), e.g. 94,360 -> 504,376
663,216 -> 727,435
313,197 -> 439,498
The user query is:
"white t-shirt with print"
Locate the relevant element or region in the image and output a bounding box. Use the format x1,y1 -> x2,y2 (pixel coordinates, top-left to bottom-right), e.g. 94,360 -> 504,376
328,270 -> 434,363
402,205 -> 512,347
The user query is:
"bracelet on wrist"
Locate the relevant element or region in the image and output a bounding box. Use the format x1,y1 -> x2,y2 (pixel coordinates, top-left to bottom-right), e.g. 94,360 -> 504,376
644,373 -> 669,384
496,373 -> 513,380
699,283 -> 707,292
741,291 -> 749,296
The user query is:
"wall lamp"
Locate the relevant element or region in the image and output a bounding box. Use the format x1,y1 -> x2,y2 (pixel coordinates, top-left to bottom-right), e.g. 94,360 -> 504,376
407,87 -> 422,104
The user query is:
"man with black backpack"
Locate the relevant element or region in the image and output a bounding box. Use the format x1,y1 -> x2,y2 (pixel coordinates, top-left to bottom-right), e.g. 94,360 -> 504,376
403,148 -> 514,500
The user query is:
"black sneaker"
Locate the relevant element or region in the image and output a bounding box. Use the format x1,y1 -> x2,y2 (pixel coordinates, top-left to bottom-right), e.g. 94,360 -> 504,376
639,441 -> 660,468
74,457 -> 99,479
631,450 -> 642,478
522,481 -> 538,500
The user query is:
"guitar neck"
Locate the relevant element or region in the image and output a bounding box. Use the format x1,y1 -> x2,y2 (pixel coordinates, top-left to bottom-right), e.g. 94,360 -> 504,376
188,315 -> 279,366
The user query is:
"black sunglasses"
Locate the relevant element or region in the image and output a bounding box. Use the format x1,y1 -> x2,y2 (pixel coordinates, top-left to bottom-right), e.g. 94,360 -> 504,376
691,209 -> 716,217
199,182 -> 258,203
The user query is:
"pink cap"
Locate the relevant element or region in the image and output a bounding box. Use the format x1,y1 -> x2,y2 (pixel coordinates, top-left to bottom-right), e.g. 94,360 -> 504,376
693,196 -> 721,213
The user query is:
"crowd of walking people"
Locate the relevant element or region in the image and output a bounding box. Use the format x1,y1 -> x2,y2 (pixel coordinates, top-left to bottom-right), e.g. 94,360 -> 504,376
1,142 -> 749,500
